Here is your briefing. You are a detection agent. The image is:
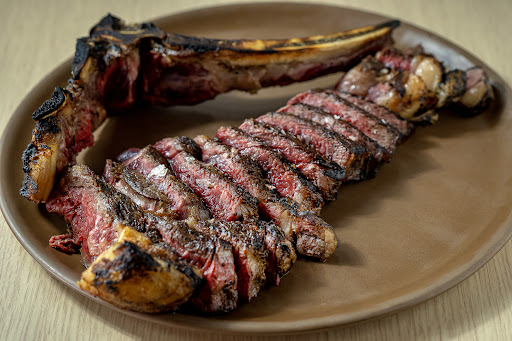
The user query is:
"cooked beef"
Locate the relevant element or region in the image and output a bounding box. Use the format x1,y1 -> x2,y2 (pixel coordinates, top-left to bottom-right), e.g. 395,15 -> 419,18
335,91 -> 414,137
103,159 -> 178,217
256,112 -> 375,180
287,89 -> 401,157
77,226 -> 203,313
154,136 -> 200,160
121,146 -> 211,224
46,164 -> 148,267
195,135 -> 337,261
248,220 -> 295,285
278,103 -> 387,162
46,164 -> 239,313
144,213 -> 238,313
215,126 -> 324,215
238,119 -> 344,201
169,151 -> 259,222
193,220 -> 267,302
22,17 -> 399,204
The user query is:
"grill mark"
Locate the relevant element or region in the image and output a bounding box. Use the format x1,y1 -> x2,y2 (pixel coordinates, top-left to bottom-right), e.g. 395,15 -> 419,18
215,126 -> 324,215
279,103 -> 387,163
239,119 -> 344,200
256,112 -> 374,180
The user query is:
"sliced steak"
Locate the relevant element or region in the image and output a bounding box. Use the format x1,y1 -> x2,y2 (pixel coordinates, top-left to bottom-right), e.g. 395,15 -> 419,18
169,151 -> 259,222
238,119 -> 344,201
335,91 -> 414,137
278,103 -> 387,162
144,213 -> 238,313
287,89 -> 401,157
46,164 -> 148,267
248,220 -> 295,285
46,164 -> 238,313
195,135 -> 337,261
154,136 -> 200,160
216,126 -> 324,215
256,112 -> 375,180
194,220 -> 267,302
121,146 -> 211,224
103,159 -> 178,217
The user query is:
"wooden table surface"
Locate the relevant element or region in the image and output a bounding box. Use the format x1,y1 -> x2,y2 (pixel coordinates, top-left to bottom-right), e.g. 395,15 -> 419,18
1,0 -> 511,340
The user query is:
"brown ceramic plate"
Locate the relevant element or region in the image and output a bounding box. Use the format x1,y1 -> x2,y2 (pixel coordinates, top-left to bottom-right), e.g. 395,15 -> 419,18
1,2 -> 511,334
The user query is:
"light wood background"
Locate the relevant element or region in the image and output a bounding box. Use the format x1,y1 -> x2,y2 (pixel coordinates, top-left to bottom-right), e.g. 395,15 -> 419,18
1,0 -> 511,340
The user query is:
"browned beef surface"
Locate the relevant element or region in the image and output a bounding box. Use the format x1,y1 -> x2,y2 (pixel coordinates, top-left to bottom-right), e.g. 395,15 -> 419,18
169,151 -> 259,222
216,126 -> 324,215
287,89 -> 401,157
278,103 -> 387,162
121,146 -> 211,223
238,119 -> 344,201
256,112 -> 374,180
335,91 -> 414,137
195,135 -> 337,261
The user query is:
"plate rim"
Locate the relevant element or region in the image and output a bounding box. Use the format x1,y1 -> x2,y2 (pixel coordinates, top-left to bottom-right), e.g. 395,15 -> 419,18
2,2 -> 512,334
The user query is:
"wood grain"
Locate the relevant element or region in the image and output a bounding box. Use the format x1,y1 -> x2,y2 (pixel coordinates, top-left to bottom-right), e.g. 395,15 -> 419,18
1,0 -> 511,340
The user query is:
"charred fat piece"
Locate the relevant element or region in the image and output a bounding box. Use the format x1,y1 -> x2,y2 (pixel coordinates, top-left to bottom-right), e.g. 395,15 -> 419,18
21,15 -> 399,203
336,46 -> 494,122
78,226 -> 203,313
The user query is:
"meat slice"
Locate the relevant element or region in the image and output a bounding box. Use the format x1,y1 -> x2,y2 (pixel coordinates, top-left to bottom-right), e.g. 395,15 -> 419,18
144,213 -> 238,312
255,112 -> 375,180
46,164 -> 238,313
121,146 -> 211,224
195,135 -> 337,261
278,103 -> 387,162
216,126 -> 324,215
194,220 -> 267,302
238,119 -> 344,201
287,89 -> 401,157
105,157 -> 262,301
103,159 -> 178,217
154,136 -> 200,160
169,151 -> 259,222
249,220 -> 295,284
46,164 -> 148,267
335,91 -> 414,137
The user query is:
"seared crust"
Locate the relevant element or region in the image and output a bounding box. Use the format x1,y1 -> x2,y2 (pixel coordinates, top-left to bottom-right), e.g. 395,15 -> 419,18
78,226 -> 202,313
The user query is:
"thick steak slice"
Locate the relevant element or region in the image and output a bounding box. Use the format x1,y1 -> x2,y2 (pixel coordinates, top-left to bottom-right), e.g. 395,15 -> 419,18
256,112 -> 375,180
248,220 -> 295,285
216,126 -> 324,215
46,164 -> 149,267
121,146 -> 211,224
287,89 -> 401,157
154,136 -> 200,160
238,119 -> 344,201
144,213 -> 238,313
195,135 -> 337,261
335,91 -> 414,137
170,151 -> 259,222
194,220 -> 267,302
278,103 -> 387,162
103,159 -> 178,217
46,164 -> 239,313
